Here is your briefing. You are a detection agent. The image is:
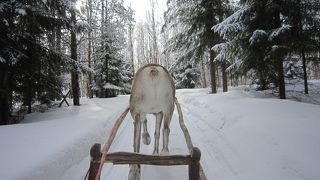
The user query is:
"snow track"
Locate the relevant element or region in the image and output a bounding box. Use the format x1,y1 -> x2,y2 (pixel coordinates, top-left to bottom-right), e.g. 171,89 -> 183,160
178,90 -> 242,180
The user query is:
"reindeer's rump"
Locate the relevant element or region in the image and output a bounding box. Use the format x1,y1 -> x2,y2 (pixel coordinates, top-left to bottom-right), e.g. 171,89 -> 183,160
130,64 -> 175,114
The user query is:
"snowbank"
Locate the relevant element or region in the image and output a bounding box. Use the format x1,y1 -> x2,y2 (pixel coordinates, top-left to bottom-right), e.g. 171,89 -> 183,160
178,88 -> 320,180
0,97 -> 129,180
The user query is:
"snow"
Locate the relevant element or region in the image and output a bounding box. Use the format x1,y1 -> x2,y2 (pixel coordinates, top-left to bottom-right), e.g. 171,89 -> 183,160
212,5 -> 250,39
269,25 -> 291,41
249,30 -> 267,45
16,8 -> 27,16
75,21 -> 89,30
1,82 -> 320,180
103,83 -> 123,90
0,56 -> 5,63
2,18 -> 9,26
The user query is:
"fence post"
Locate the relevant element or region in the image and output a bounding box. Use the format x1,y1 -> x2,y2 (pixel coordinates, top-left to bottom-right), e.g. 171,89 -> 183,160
189,147 -> 201,180
89,143 -> 102,180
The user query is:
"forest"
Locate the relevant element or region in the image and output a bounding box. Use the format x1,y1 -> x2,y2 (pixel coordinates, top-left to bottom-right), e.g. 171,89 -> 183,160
1,0 -> 320,125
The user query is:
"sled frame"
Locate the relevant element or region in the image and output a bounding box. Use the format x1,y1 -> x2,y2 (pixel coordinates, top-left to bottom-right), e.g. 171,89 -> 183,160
88,99 -> 207,180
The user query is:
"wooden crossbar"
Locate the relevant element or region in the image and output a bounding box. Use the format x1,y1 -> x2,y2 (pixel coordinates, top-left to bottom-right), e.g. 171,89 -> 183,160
89,144 -> 201,180
105,152 -> 192,165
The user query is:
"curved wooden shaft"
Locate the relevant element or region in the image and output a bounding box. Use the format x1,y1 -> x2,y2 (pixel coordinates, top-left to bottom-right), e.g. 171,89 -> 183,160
94,107 -> 130,180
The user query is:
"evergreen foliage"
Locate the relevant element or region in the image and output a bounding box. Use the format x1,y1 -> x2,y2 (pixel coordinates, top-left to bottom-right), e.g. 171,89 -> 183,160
213,0 -> 320,98
172,64 -> 201,89
163,0 -> 232,93
92,0 -> 134,97
213,1 -> 289,97
0,0 -> 91,124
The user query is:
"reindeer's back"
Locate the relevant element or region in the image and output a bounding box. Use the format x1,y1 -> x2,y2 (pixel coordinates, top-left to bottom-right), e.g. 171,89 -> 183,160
130,64 -> 175,114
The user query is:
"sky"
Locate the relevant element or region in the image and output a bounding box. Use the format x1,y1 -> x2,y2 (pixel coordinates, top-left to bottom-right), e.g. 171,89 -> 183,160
124,0 -> 167,21
76,0 -> 167,22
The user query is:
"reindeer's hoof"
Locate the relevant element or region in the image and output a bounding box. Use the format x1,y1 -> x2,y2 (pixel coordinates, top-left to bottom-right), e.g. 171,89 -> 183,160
152,149 -> 159,155
142,132 -> 151,145
129,165 -> 141,180
160,148 -> 169,155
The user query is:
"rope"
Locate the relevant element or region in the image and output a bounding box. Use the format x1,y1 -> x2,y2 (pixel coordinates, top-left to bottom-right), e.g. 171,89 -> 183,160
94,106 -> 130,180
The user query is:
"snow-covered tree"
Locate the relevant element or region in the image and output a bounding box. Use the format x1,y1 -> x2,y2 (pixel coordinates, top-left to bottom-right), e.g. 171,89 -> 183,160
0,0 -> 92,124
163,0 -> 232,93
172,64 -> 201,89
92,0 -> 134,97
213,0 -> 291,98
282,0 -> 320,94
214,0 -> 320,98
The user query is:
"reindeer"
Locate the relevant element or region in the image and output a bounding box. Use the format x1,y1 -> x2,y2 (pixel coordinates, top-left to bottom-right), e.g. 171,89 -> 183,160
129,64 -> 175,180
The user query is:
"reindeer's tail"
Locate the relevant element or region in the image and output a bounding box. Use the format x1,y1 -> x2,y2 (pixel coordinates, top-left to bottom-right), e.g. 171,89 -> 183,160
149,66 -> 159,77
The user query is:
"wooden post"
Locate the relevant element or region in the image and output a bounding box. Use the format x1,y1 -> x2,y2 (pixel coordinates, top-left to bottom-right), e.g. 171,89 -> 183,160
189,147 -> 201,180
59,90 -> 70,107
89,143 -> 102,180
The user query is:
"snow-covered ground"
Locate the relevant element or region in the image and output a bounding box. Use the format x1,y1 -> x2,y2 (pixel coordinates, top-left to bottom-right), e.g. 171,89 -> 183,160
1,82 -> 320,180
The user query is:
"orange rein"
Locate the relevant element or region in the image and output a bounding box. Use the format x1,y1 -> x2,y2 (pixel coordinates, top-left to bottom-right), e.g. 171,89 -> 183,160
95,106 -> 130,180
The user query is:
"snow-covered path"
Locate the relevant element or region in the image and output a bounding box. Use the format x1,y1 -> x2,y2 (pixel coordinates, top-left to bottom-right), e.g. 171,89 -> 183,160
1,88 -> 320,180
0,96 -> 129,180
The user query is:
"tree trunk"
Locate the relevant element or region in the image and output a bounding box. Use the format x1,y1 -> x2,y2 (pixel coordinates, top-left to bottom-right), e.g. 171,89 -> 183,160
201,57 -> 207,88
221,60 -> 228,92
87,0 -> 93,98
56,23 -> 62,52
296,0 -> 308,95
273,7 -> 286,99
301,48 -> 308,94
128,24 -> 135,74
209,51 -> 217,94
71,9 -> 80,105
150,0 -> 158,64
0,66 -> 9,125
277,59 -> 286,99
26,80 -> 32,113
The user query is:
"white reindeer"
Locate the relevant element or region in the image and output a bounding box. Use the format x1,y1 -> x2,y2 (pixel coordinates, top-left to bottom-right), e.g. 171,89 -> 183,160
129,64 -> 175,180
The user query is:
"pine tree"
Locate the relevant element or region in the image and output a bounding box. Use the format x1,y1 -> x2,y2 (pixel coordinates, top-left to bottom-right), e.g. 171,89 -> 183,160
92,0 -> 134,97
0,0 -> 92,124
172,64 -> 201,89
163,0 -> 231,93
283,0 -> 320,94
213,0 -> 291,98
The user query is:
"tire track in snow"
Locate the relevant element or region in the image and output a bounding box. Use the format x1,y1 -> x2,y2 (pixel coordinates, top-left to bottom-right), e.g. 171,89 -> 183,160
178,95 -> 242,180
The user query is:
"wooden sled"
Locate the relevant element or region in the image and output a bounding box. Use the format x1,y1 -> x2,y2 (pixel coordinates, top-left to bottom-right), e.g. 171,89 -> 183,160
87,98 -> 207,180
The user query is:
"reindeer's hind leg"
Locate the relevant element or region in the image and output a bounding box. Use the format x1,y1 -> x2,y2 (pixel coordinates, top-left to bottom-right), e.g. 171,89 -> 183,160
142,117 -> 151,145
129,113 -> 144,180
161,111 -> 173,155
153,112 -> 163,155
